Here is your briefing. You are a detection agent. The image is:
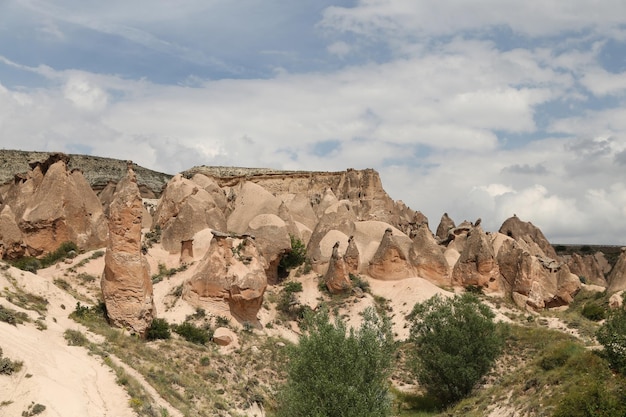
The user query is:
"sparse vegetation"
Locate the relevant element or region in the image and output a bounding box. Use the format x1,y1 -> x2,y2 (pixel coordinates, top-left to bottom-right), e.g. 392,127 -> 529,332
172,321 -> 211,345
64,329 -> 89,346
21,402 -> 45,416
0,304 -> 30,325
596,295 -> 626,375
146,318 -> 171,341
0,347 -> 24,375
278,236 -> 308,278
12,241 -> 79,273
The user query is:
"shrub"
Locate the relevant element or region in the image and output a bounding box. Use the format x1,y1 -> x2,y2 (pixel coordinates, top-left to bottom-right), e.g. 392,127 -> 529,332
146,318 -> 171,341
278,236 -> 307,277
173,322 -> 211,345
0,348 -> 24,375
0,305 -> 29,325
581,303 -> 606,321
553,380 -> 626,417
408,293 -> 503,406
64,329 -> 88,346
277,307 -> 394,417
349,273 -> 370,293
539,341 -> 584,371
596,302 -> 626,374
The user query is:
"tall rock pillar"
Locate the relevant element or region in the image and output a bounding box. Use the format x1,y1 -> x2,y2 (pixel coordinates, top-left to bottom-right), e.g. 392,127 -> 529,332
101,163 -> 155,336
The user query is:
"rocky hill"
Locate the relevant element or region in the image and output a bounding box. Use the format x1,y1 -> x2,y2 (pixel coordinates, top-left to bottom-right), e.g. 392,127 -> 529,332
0,149 -> 173,197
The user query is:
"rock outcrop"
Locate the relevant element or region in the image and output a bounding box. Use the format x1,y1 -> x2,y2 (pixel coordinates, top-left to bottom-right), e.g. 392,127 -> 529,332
184,234 -> 267,323
324,242 -> 353,294
608,248 -> 626,294
246,214 -> 292,285
368,228 -> 415,280
410,225 -> 450,286
152,174 -> 227,253
343,236 -> 360,275
101,165 -> 155,336
499,215 -> 557,259
566,253 -> 607,287
0,205 -> 24,259
0,153 -> 107,257
497,237 -> 580,309
452,226 -> 500,292
435,213 -> 456,241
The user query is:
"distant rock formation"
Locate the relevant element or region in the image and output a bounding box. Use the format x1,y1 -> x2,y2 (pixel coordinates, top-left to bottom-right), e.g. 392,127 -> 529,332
565,253 -> 607,287
343,236 -> 360,275
368,228 -> 415,280
184,234 -> 267,323
499,215 -> 557,259
452,226 -> 500,292
435,213 -> 456,241
324,242 -> 353,294
101,165 -> 155,336
0,153 -> 107,257
608,248 -> 626,294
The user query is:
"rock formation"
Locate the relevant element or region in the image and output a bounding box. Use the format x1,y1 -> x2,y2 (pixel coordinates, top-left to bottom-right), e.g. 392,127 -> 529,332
245,214 -> 292,285
566,253 -> 607,287
343,236 -> 360,275
0,205 -> 24,259
435,213 -> 456,241
101,164 -> 155,336
497,237 -> 580,309
452,226 -> 500,292
0,153 -> 107,257
152,174 -> 227,253
608,248 -> 626,294
410,225 -> 450,286
324,242 -> 353,294
499,215 -> 557,259
184,234 -> 267,323
368,228 -> 415,280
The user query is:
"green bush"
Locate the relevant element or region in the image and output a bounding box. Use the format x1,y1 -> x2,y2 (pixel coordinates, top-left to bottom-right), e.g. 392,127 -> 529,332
539,341 -> 584,371
0,305 -> 29,325
581,303 -> 606,321
277,307 -> 394,417
349,273 -> 370,292
64,329 -> 88,346
408,293 -> 503,406
278,236 -> 307,277
553,380 -> 626,417
146,318 -> 171,341
173,322 -> 211,345
0,347 -> 23,375
596,303 -> 626,374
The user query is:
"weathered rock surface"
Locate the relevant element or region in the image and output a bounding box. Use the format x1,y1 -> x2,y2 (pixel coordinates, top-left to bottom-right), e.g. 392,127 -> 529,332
368,228 -> 415,280
0,205 -> 24,259
499,215 -> 557,259
566,253 -> 607,287
101,165 -> 155,336
343,235 -> 360,275
497,236 -> 580,309
452,226 -> 500,292
246,214 -> 291,285
608,248 -> 626,294
0,153 -> 107,257
410,225 -> 450,286
152,174 -> 227,253
324,242 -> 353,294
183,235 -> 267,323
213,327 -> 238,346
435,213 -> 456,241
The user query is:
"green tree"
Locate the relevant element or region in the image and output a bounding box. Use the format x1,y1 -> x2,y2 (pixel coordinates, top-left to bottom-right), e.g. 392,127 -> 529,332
408,293 -> 503,406
596,299 -> 626,375
277,307 -> 394,417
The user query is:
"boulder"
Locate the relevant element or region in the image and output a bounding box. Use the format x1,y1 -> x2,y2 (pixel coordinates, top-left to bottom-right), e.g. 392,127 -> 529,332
566,253 -> 607,287
213,327 -> 238,346
368,228 -> 415,280
184,234 -> 267,323
608,248 -> 626,294
451,226 -> 500,292
324,242 -> 353,294
409,225 -> 450,286
609,291 -> 624,309
435,213 -> 456,241
499,215 -> 557,259
2,153 -> 108,256
152,174 -> 227,253
101,164 -> 155,336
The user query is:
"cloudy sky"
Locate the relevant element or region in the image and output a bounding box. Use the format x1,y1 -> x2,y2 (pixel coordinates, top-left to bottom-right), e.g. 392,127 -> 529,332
1,1 -> 626,244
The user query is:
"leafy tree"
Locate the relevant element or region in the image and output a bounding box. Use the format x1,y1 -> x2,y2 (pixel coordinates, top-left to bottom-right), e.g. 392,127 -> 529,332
278,236 -> 308,277
596,299 -> 626,374
277,307 -> 394,417
408,293 -> 503,406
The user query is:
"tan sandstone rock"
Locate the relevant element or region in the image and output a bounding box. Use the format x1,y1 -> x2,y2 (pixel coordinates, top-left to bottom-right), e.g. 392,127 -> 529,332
566,253 -> 607,287
324,242 -> 353,294
499,215 -> 557,259
0,205 -> 25,259
184,234 -> 267,323
101,165 -> 155,336
368,228 -> 415,280
2,153 -> 107,256
608,248 -> 626,294
409,225 -> 450,286
452,226 -> 500,292
435,213 -> 456,241
246,214 -> 292,285
343,235 -> 360,275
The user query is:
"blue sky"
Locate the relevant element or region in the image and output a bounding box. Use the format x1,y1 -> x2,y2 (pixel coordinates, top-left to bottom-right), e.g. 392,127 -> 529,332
1,0 -> 626,244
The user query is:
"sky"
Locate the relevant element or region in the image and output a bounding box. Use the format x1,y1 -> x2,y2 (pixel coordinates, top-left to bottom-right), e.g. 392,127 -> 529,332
1,0 -> 626,245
